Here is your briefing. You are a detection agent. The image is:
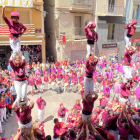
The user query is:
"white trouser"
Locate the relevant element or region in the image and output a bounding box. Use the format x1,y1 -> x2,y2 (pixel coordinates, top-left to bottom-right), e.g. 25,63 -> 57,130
64,83 -> 68,92
82,113 -> 92,122
52,82 -> 56,90
38,108 -> 45,122
123,65 -> 132,79
59,117 -> 65,122
84,77 -> 94,98
44,82 -> 48,90
125,36 -> 131,47
96,82 -> 101,92
109,130 -> 118,140
19,121 -> 32,128
128,134 -> 133,140
30,86 -> 34,91
87,44 -> 94,56
14,80 -> 28,104
37,85 -> 43,92
0,121 -> 2,133
0,108 -> 6,122
53,137 -> 59,140
119,97 -> 128,103
10,38 -> 21,59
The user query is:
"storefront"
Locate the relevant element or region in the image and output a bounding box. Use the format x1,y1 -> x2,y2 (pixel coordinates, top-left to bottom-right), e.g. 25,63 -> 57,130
56,40 -> 87,62
0,43 -> 42,69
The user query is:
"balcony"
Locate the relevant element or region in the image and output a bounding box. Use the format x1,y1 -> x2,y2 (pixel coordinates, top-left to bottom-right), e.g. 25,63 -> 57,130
0,24 -> 35,35
97,5 -> 125,16
56,0 -> 92,11
33,0 -> 43,2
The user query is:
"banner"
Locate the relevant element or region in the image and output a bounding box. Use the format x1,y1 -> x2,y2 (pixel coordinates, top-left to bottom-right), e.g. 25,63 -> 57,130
0,0 -> 33,7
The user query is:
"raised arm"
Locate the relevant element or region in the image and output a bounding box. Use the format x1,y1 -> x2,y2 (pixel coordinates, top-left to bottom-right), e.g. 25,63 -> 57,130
12,100 -> 18,112
2,2 -> 6,19
28,98 -> 34,108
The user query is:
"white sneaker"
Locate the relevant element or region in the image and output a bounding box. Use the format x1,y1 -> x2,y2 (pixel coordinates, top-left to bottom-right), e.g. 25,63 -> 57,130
10,114 -> 14,117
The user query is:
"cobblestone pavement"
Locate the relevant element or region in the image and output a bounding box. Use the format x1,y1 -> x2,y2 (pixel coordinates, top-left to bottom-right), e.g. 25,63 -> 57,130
0,85 -> 100,139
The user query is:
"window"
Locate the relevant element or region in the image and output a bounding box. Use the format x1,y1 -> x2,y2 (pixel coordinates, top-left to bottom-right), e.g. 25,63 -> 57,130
107,24 -> 115,40
108,0 -> 115,12
132,5 -> 139,20
75,16 -> 81,35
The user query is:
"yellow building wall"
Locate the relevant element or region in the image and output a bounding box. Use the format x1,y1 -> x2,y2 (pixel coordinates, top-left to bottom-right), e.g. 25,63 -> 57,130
0,3 -> 46,61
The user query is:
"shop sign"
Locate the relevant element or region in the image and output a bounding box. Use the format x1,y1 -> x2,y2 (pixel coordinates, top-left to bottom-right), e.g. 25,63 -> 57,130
132,39 -> 140,43
35,28 -> 41,33
60,32 -> 65,35
102,43 -> 117,48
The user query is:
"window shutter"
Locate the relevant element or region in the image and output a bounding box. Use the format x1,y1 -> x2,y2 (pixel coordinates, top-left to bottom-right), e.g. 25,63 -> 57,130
18,10 -> 30,24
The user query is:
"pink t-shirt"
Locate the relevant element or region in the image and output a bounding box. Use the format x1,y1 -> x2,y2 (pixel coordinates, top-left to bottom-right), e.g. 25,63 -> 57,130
82,97 -> 97,112
73,104 -> 82,111
36,98 -> 46,110
51,74 -> 56,82
4,16 -> 27,34
15,105 -> 33,121
99,98 -> 108,107
44,75 -> 49,82
64,75 -> 70,83
36,76 -> 42,85
28,78 -> 35,86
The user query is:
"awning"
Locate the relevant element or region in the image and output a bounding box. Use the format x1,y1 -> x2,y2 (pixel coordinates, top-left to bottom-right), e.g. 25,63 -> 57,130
0,40 -> 42,45
132,39 -> 140,43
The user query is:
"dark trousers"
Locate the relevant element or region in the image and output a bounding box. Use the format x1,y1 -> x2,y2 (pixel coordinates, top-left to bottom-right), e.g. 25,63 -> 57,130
8,108 -> 12,114
13,95 -> 17,101
6,106 -> 8,115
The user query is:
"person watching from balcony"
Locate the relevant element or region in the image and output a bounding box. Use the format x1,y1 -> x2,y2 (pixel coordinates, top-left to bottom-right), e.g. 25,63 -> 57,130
125,20 -> 137,49
84,21 -> 98,57
2,2 -> 27,63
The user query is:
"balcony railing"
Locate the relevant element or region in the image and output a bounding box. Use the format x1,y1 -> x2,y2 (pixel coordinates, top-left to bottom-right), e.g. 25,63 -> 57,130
0,24 -> 35,35
103,5 -> 125,16
56,0 -> 92,9
33,0 -> 43,2
72,0 -> 92,9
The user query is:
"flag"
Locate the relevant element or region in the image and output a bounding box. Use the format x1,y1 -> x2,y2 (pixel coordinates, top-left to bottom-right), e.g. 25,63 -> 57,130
62,35 -> 66,44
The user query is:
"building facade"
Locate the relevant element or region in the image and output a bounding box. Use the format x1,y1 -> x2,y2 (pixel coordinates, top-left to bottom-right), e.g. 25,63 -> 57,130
54,0 -> 126,62
125,0 -> 140,49
0,0 -> 45,69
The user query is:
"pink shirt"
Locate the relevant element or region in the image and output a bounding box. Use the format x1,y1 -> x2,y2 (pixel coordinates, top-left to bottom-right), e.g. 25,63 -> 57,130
93,109 -> 103,117
121,83 -> 131,97
36,98 -> 46,110
78,76 -> 83,84
4,16 -> 27,34
124,50 -> 135,64
0,100 -> 7,108
28,78 -> 35,86
64,75 -> 70,83
85,61 -> 98,74
100,98 -> 108,107
44,75 -> 49,82
82,96 -> 97,112
114,82 -> 121,93
36,76 -> 42,85
126,20 -> 137,35
15,105 -> 33,121
9,60 -> 26,77
84,25 -> 98,41
51,74 -> 56,82
58,107 -> 69,117
73,104 -> 82,111
56,74 -> 63,79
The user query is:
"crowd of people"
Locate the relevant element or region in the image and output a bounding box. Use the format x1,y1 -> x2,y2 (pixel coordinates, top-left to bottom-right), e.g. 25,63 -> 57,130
0,2 -> 140,140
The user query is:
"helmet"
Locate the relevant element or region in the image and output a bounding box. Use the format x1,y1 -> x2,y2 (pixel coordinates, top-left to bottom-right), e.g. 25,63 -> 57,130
11,11 -> 20,19
88,21 -> 96,28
